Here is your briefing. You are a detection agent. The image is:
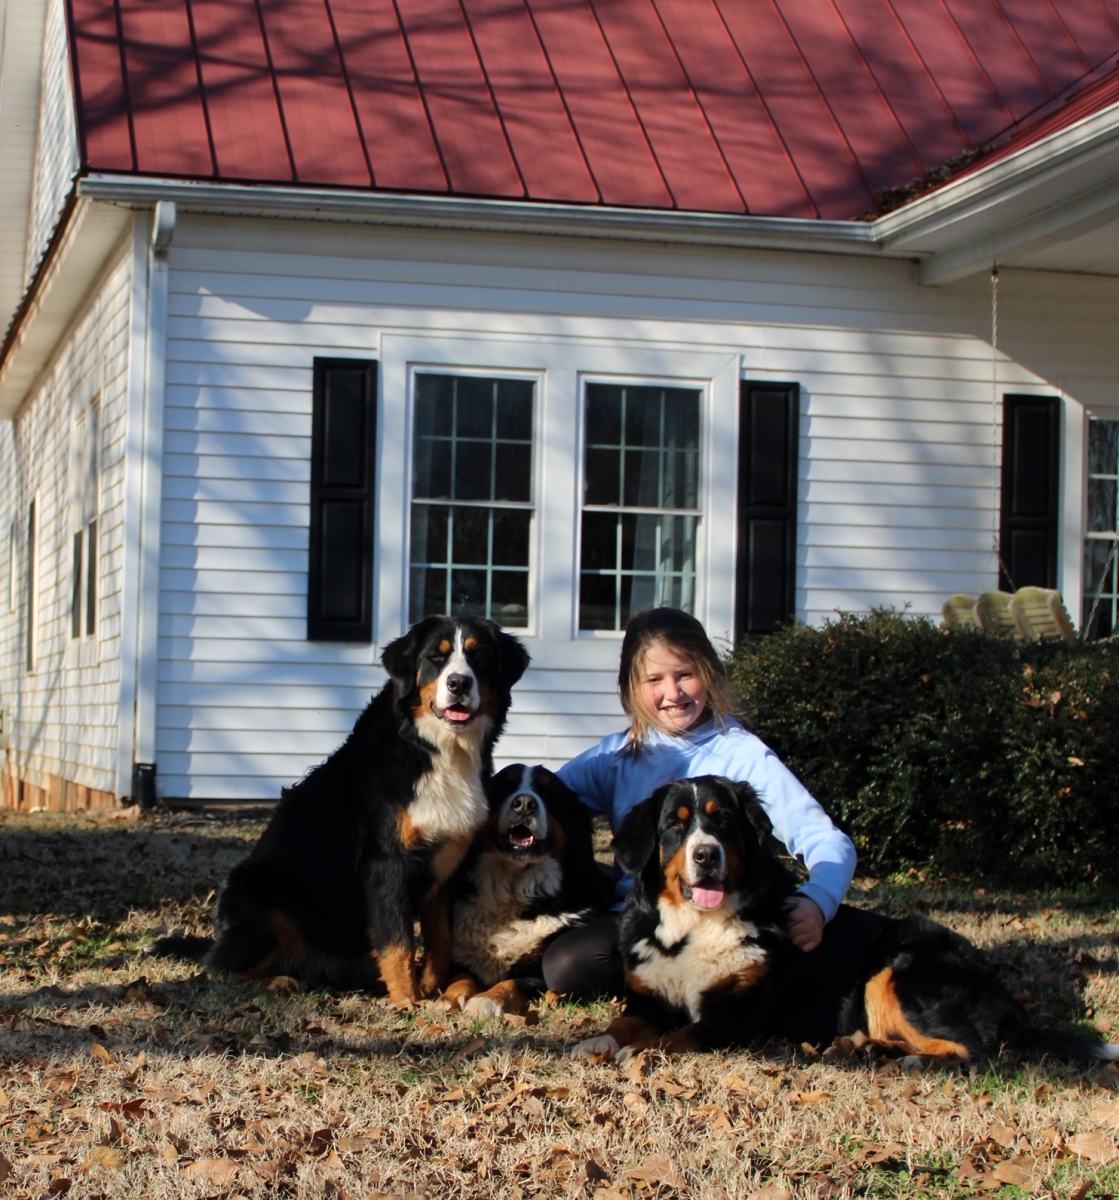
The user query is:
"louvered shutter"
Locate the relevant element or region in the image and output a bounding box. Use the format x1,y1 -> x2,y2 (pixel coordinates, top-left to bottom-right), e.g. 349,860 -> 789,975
735,382 -> 799,639
1000,395 -> 1060,592
308,359 -> 378,641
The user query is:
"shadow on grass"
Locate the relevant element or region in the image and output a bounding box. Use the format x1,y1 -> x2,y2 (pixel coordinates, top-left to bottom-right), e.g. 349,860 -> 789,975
0,819 -> 260,921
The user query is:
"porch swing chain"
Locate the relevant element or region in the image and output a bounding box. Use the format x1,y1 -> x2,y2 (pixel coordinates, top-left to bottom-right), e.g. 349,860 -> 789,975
991,265 -> 1017,593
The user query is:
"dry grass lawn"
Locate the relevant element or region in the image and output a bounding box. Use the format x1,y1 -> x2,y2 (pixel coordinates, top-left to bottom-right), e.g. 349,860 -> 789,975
2,808 -> 1119,1200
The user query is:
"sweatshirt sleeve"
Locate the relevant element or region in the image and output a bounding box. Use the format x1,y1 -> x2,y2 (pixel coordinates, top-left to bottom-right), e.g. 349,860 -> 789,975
738,737 -> 856,923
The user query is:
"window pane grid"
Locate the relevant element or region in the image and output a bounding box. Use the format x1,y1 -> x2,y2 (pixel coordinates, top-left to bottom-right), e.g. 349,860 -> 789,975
1084,418 -> 1119,638
580,383 -> 701,631
411,374 -> 534,627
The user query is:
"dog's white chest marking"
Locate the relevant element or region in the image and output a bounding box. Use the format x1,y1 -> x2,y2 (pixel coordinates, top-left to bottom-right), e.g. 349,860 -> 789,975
453,853 -> 581,985
631,902 -> 765,1023
410,711 -> 491,848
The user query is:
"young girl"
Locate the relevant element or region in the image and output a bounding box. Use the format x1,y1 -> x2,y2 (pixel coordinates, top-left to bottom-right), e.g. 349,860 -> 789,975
545,606 -> 856,997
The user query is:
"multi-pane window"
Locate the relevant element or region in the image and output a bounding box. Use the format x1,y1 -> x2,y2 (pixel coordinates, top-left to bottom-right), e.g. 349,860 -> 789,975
579,383 -> 701,631
410,374 -> 534,627
1084,417 -> 1119,638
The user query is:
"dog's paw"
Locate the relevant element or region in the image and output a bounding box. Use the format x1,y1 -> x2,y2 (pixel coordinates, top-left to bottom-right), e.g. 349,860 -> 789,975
615,1043 -> 642,1065
570,1034 -> 620,1062
463,995 -> 505,1021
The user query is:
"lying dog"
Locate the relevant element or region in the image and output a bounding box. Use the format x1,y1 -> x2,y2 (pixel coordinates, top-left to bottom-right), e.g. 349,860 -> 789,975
150,615 -> 529,1002
441,764 -> 613,1017
574,775 -> 1119,1065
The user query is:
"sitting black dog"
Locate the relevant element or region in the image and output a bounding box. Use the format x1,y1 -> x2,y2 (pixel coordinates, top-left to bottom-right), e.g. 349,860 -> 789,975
149,615 -> 529,1002
441,763 -> 612,1017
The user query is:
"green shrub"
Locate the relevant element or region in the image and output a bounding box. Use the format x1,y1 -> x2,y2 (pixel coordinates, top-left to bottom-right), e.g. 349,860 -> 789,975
727,610 -> 1119,885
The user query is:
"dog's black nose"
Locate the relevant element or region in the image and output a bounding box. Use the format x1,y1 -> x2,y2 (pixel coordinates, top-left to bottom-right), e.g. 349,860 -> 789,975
511,793 -> 535,817
691,843 -> 721,873
446,673 -> 472,698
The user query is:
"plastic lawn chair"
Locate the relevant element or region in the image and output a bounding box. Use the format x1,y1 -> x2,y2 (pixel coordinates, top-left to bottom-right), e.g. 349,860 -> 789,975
941,594 -> 981,630
1010,587 -> 1076,642
976,591 -> 1019,636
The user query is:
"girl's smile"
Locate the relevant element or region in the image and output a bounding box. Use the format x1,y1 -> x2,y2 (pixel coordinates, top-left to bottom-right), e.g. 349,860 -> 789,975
637,642 -> 708,734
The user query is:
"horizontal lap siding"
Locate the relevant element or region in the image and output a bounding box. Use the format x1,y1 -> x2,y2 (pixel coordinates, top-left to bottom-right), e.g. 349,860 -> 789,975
159,225 -> 1075,799
25,0 -> 79,285
0,250 -> 132,797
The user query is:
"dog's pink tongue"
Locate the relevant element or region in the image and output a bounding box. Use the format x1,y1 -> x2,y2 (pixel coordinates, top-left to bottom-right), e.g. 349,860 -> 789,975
443,707 -> 471,722
691,885 -> 725,909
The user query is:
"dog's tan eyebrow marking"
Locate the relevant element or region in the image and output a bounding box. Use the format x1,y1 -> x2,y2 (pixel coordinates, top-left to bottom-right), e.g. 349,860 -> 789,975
464,636 -> 477,651
438,638 -> 452,654
705,799 -> 719,815
676,805 -> 690,820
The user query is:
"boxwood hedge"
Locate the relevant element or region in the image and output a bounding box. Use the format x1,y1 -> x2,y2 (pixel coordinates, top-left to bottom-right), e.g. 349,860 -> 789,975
727,610 -> 1119,885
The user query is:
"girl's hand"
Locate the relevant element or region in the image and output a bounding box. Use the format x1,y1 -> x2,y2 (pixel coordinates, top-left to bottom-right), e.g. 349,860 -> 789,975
784,895 -> 824,952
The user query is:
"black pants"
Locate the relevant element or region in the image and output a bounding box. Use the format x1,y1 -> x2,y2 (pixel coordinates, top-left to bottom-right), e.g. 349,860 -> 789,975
541,914 -> 624,999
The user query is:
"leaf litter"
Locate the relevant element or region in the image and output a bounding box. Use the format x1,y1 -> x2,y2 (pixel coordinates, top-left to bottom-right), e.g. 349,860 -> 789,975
2,809 -> 1119,1197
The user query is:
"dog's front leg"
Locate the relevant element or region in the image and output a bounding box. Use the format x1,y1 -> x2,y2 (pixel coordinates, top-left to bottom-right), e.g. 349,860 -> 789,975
418,885 -> 452,999
367,870 -> 420,1003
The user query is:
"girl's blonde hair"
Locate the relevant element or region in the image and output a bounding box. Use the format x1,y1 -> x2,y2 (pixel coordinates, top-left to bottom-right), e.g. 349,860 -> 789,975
618,607 -> 740,746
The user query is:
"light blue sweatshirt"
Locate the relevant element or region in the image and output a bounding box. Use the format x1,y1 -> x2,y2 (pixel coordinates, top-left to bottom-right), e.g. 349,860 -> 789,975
556,717 -> 856,921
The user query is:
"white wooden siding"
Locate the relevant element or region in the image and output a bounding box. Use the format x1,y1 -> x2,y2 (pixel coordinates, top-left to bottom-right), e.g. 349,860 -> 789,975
24,0 -> 77,287
152,220 -> 1110,800
0,244 -> 132,796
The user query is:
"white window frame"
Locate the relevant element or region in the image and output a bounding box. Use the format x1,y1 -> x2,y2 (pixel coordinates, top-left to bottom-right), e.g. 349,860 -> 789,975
377,333 -> 740,650
575,372 -> 709,638
404,363 -> 544,637
1084,415 -> 1119,638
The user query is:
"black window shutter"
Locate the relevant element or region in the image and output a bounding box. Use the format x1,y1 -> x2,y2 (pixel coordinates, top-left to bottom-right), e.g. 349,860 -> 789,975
735,382 -> 799,639
308,359 -> 378,641
1000,394 -> 1060,592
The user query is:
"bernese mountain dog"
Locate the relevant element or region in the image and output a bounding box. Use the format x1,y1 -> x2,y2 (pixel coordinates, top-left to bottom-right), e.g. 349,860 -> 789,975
149,615 -> 529,1003
573,775 -> 1119,1066
441,764 -> 613,1017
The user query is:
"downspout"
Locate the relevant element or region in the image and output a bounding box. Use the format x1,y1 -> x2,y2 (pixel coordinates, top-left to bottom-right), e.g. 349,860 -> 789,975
131,199 -> 175,808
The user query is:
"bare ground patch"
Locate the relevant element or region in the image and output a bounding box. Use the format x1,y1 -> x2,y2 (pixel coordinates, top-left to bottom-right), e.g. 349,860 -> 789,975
1,809 -> 1119,1199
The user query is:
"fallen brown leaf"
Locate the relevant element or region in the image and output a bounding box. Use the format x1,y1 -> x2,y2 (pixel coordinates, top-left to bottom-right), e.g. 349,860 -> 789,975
991,1157 -> 1041,1189
183,1157 -> 239,1186
1067,1131 -> 1117,1163
1089,1100 -> 1119,1126
89,1044 -> 113,1064
0,1155 -> 12,1183
82,1146 -> 126,1170
625,1153 -> 684,1189
747,1190 -> 794,1200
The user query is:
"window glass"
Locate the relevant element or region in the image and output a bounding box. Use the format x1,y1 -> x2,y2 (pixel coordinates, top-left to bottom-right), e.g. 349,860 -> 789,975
410,375 -> 533,627
579,383 -> 701,631
1084,418 -> 1119,638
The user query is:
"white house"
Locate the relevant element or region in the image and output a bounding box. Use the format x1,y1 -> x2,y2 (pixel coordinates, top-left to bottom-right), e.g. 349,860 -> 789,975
1,0 -> 1118,809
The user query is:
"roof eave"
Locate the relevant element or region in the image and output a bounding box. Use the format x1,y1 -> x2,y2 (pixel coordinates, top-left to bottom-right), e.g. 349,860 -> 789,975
876,96 -> 1119,284
75,174 -> 883,255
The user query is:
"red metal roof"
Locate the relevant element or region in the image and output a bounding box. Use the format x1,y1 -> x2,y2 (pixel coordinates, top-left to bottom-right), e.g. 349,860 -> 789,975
65,0 -> 1119,221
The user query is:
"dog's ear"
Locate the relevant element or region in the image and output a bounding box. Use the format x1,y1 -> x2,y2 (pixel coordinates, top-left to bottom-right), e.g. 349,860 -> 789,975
720,778 -> 772,847
496,629 -> 530,691
613,792 -> 663,875
381,618 -> 436,698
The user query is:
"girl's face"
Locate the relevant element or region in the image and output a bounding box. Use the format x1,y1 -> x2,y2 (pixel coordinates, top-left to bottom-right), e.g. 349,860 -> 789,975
635,640 -> 708,734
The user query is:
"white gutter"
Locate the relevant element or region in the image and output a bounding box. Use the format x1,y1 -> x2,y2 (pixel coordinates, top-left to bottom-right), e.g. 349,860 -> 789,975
76,174 -> 881,256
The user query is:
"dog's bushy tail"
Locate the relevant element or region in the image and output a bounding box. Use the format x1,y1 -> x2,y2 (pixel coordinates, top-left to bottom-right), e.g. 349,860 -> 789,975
1015,1025 -> 1119,1066
145,934 -> 214,963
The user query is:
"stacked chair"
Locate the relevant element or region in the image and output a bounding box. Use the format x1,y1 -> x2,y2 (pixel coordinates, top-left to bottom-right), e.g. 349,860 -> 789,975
942,588 -> 1076,642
